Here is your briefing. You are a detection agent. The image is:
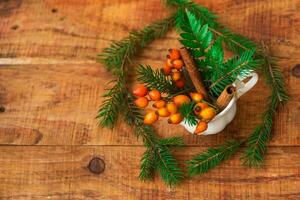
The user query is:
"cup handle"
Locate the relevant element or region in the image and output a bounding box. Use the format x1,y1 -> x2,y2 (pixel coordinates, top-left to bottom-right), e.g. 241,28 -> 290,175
235,72 -> 259,99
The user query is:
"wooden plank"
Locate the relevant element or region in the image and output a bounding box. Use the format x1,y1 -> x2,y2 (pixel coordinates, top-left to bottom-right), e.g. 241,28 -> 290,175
0,62 -> 299,146
0,0 -> 299,199
0,146 -> 299,200
0,0 -> 170,63
0,0 -> 299,63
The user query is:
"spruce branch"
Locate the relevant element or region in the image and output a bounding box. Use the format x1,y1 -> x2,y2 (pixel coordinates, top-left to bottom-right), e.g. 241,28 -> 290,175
98,15 -> 175,128
179,102 -> 198,126
159,136 -> 185,147
124,94 -> 184,184
98,15 -> 176,75
96,0 -> 290,183
137,65 -> 176,93
241,91 -> 278,167
98,15 -> 184,186
242,44 -> 289,167
96,81 -> 125,128
188,140 -> 241,176
179,10 -> 260,97
260,42 -> 289,104
156,145 -> 185,186
209,50 -> 261,96
139,149 -> 156,181
166,0 -> 257,54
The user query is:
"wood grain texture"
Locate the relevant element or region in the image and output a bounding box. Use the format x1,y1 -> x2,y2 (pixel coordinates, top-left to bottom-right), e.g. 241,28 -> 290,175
0,146 -> 300,200
0,0 -> 299,199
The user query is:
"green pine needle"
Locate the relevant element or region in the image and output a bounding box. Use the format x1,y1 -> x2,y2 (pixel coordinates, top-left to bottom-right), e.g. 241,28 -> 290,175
159,136 -> 185,147
209,49 -> 262,96
242,51 -> 289,167
179,102 -> 198,126
137,65 -> 176,93
179,10 -> 261,97
261,46 -> 289,104
156,146 -> 184,186
96,81 -> 125,128
139,149 -> 155,181
188,140 -> 241,176
98,15 -> 175,76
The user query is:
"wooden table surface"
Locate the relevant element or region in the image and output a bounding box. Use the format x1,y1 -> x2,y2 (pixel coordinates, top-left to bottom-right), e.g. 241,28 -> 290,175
0,0 -> 299,199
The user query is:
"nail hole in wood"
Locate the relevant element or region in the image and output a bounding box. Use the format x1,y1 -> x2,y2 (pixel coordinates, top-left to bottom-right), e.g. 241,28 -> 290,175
11,25 -> 19,30
292,64 -> 300,77
0,106 -> 5,113
51,8 -> 58,13
88,157 -> 105,174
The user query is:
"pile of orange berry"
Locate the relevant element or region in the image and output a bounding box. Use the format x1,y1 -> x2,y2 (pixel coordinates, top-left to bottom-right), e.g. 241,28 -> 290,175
163,49 -> 186,89
133,84 -> 217,135
133,84 -> 182,125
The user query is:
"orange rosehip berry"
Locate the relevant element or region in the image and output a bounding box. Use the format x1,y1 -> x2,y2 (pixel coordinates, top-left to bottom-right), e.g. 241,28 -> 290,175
156,107 -> 170,117
144,111 -> 159,125
168,49 -> 181,60
168,113 -> 183,124
149,89 -> 161,101
175,79 -> 185,89
132,84 -> 148,97
200,107 -> 216,121
172,59 -> 184,70
166,58 -> 173,68
190,92 -> 204,103
194,121 -> 208,135
166,102 -> 178,114
134,97 -> 149,108
173,95 -> 190,107
153,100 -> 166,109
171,71 -> 182,81
163,64 -> 172,75
193,102 -> 209,115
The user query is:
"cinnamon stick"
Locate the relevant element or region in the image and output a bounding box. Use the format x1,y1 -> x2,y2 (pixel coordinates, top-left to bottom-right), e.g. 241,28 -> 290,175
179,47 -> 208,98
216,85 -> 236,110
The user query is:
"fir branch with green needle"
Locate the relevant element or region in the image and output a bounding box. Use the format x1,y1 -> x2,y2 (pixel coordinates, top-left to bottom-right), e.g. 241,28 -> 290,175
98,15 -> 176,76
188,140 -> 241,176
260,43 -> 289,104
155,145 -> 184,186
169,2 -> 288,167
139,149 -> 156,181
159,136 -> 185,147
179,102 -> 198,126
209,50 -> 262,96
97,15 -> 184,186
180,10 -> 261,97
137,65 -> 176,93
124,94 -> 184,184
98,15 -> 175,128
171,0 -> 288,169
242,45 -> 289,167
96,0 -> 290,183
241,91 -> 278,167
166,0 -> 257,54
96,81 -> 125,128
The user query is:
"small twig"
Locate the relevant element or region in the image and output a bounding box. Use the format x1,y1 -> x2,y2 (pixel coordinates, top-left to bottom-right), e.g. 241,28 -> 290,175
209,62 -> 248,89
208,27 -> 249,51
261,41 -> 283,102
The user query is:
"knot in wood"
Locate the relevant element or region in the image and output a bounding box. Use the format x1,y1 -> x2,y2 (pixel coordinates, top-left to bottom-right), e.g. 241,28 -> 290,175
0,106 -> 5,113
88,157 -> 105,174
292,64 -> 300,77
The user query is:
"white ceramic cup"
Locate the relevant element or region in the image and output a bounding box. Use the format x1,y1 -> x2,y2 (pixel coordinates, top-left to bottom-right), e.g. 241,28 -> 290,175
180,72 -> 259,135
